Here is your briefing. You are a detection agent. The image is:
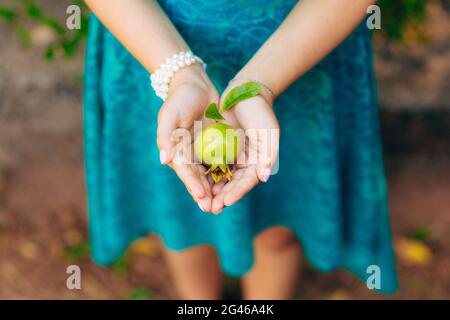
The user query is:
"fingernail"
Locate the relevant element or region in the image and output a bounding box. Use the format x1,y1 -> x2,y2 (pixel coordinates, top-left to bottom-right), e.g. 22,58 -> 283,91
198,202 -> 205,212
262,168 -> 271,182
159,150 -> 167,164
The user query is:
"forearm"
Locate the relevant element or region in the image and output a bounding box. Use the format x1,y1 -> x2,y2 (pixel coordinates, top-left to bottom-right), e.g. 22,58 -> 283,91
85,0 -> 189,72
237,0 -> 377,97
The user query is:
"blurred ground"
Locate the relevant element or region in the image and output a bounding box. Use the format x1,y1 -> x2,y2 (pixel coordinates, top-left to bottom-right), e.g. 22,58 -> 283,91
375,0 -> 450,110
0,2 -> 449,299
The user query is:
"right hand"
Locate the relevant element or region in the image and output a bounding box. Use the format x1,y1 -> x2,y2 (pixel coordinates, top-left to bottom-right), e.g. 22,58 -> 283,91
156,64 -> 218,212
210,81 -> 280,214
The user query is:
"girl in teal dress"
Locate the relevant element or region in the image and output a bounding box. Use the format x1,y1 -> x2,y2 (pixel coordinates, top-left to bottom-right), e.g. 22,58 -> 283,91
84,0 -> 398,298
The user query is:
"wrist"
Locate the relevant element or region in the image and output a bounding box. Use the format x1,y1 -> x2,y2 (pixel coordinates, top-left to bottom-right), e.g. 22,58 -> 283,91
169,63 -> 210,93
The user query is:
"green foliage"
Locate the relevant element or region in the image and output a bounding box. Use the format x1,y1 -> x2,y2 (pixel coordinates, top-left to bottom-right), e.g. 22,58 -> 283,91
0,0 -> 430,62
110,254 -> 131,277
377,0 -> 427,41
410,226 -> 432,241
122,288 -> 153,300
0,6 -> 17,23
64,241 -> 90,260
0,0 -> 89,60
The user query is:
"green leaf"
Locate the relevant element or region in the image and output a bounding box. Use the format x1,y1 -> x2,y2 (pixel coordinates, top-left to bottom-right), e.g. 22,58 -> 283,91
25,0 -> 44,21
0,6 -> 17,23
221,81 -> 262,111
44,45 -> 55,61
205,102 -> 224,120
61,30 -> 86,58
410,226 -> 431,241
64,241 -> 90,260
111,254 -> 131,277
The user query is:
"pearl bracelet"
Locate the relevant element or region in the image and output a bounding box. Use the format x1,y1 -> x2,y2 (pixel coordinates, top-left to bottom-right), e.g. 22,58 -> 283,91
150,51 -> 206,101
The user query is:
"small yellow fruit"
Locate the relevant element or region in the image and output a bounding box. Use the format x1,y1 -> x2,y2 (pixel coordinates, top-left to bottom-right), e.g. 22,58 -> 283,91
395,238 -> 433,265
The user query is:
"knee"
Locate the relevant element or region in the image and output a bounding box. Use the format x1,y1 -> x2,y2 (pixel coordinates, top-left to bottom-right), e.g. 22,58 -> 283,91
255,226 -> 298,252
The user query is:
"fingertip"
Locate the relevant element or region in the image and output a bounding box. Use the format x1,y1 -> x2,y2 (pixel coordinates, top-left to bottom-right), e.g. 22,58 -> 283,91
258,167 -> 272,183
186,184 -> 205,202
159,149 -> 168,164
211,196 -> 224,214
198,198 -> 211,213
223,193 -> 238,207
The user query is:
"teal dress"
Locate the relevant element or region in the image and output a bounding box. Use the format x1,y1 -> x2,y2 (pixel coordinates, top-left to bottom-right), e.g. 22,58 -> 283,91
84,0 -> 398,293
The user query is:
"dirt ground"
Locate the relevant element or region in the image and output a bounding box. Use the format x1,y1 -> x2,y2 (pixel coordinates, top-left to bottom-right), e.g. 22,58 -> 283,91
0,2 -> 449,299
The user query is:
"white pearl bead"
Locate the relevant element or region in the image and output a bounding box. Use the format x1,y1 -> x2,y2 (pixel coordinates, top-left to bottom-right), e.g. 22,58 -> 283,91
172,65 -> 179,72
160,84 -> 168,93
178,60 -> 185,67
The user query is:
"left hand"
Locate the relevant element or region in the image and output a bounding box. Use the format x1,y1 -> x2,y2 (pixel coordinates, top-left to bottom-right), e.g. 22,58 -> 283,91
210,83 -> 280,214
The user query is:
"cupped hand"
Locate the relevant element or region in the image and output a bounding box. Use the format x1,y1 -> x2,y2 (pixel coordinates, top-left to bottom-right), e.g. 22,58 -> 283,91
156,64 -> 218,212
210,84 -> 280,214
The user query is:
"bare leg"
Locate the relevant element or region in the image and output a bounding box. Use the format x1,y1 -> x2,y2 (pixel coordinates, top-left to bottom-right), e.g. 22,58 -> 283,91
164,245 -> 223,299
241,226 -> 302,300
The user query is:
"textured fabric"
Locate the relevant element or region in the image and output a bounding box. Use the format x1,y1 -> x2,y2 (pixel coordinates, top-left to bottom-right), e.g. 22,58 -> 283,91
83,0 -> 398,293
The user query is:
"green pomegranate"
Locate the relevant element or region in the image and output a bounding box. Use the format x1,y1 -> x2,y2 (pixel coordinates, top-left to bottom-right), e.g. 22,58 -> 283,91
195,81 -> 262,183
194,123 -> 240,183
